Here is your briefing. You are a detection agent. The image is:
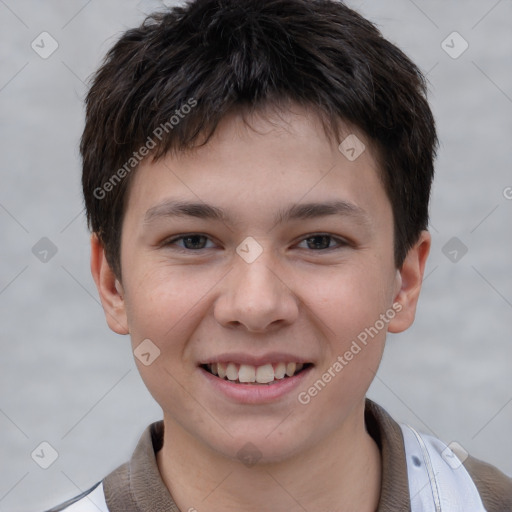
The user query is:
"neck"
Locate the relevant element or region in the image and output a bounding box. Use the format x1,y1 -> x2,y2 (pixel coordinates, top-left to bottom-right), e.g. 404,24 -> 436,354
156,401 -> 381,512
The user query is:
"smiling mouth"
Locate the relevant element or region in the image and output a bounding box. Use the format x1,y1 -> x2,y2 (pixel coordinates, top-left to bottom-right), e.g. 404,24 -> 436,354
201,362 -> 313,385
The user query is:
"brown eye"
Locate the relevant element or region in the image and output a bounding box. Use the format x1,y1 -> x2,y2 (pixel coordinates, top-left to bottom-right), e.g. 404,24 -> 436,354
181,235 -> 208,249
306,235 -> 331,250
164,234 -> 214,250
298,234 -> 347,251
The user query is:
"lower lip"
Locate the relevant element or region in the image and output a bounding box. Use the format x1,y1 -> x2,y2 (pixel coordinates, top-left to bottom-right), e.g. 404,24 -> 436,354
199,365 -> 313,404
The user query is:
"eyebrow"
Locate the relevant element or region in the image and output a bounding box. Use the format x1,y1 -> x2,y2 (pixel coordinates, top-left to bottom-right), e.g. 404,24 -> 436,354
144,199 -> 371,227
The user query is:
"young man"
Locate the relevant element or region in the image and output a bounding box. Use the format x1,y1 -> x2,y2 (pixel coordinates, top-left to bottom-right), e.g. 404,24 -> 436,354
48,0 -> 512,510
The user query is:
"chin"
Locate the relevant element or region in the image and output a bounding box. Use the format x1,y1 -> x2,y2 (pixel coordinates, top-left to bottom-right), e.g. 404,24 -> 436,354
203,428 -> 308,467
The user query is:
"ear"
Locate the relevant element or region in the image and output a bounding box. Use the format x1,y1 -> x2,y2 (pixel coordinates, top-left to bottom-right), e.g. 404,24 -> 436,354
90,234 -> 129,335
388,230 -> 431,333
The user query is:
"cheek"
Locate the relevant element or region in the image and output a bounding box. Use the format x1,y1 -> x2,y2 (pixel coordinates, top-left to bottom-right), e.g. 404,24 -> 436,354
123,261 -> 216,342
311,258 -> 395,335
299,281 -> 391,419
121,263 -> 219,396
310,260 -> 394,388
124,278 -> 202,420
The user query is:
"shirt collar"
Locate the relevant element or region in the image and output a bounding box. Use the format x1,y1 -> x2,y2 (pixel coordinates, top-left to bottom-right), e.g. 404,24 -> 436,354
103,399 -> 411,512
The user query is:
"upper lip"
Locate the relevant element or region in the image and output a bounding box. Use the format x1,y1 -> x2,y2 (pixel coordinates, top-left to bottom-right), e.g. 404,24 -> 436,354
198,352 -> 313,367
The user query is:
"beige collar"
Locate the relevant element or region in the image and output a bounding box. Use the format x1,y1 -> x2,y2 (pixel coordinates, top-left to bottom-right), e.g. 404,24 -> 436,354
103,399 -> 411,512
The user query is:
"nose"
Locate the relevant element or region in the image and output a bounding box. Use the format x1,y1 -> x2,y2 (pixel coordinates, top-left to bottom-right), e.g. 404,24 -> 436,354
213,252 -> 299,333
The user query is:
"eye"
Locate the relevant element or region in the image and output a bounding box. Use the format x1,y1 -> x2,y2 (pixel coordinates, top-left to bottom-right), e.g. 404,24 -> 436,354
164,234 -> 216,251
297,234 -> 348,251
161,233 -> 349,253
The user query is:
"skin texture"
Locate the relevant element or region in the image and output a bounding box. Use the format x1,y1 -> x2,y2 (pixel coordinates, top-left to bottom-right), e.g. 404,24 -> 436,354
91,106 -> 430,512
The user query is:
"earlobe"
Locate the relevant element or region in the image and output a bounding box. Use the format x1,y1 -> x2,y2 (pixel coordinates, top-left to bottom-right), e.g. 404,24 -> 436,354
90,234 -> 129,335
388,231 -> 431,334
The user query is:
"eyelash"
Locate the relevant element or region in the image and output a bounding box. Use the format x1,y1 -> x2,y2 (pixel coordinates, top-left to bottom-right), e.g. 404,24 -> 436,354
162,233 -> 350,253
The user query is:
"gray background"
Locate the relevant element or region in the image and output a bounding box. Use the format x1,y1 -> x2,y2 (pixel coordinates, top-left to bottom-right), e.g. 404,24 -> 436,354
0,0 -> 511,510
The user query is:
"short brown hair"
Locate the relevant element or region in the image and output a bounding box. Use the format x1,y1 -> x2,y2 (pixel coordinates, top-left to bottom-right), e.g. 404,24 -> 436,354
81,0 -> 437,279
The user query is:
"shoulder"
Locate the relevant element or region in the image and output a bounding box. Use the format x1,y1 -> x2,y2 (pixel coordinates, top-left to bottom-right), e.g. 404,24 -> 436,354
401,423 -> 512,512
43,421 -> 163,512
44,482 -> 109,512
366,400 -> 512,511
464,453 -> 512,512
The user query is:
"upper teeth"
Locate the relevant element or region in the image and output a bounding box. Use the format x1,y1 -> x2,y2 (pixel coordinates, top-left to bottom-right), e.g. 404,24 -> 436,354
207,362 -> 304,384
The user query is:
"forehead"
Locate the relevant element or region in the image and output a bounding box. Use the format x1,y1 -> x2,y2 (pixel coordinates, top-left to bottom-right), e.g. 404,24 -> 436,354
122,106 -> 390,230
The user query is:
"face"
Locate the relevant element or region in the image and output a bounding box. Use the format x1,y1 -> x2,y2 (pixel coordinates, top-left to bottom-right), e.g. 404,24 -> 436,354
92,106 -> 430,463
